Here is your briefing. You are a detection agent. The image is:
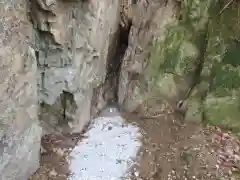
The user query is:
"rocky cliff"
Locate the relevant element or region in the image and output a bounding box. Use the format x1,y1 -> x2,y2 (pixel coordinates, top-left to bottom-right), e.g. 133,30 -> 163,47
118,0 -> 240,129
0,0 -> 120,179
1,0 -> 240,179
30,0 -> 120,134
0,1 -> 41,179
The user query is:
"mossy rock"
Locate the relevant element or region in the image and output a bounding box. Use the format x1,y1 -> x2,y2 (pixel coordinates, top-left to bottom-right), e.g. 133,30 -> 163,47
154,73 -> 178,99
184,81 -> 209,123
184,98 -> 203,123
147,0 -> 240,133
204,94 -> 240,132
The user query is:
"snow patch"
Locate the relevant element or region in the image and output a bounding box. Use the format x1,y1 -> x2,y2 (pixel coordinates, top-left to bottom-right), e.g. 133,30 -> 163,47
67,116 -> 142,180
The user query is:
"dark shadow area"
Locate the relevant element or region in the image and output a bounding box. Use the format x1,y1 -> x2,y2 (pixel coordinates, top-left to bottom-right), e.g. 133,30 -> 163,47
104,22 -> 132,105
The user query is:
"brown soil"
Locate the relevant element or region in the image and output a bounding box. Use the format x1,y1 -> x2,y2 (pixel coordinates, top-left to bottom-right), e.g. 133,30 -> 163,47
124,112 -> 229,180
29,133 -> 83,180
29,112 -> 240,180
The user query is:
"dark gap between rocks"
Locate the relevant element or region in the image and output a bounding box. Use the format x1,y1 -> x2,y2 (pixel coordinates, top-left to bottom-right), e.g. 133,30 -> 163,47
104,22 -> 132,105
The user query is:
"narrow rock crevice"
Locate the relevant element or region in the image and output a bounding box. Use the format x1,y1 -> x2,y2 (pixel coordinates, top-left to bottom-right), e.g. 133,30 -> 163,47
104,22 -> 132,105
29,0 -> 129,134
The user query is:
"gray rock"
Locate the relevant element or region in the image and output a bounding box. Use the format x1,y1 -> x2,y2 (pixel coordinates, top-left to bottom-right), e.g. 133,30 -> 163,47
0,0 -> 42,179
31,0 -> 120,133
118,0 -> 176,112
0,0 -> 120,179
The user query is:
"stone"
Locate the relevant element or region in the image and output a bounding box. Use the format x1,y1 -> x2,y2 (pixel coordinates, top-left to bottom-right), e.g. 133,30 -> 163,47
118,0 -> 177,112
119,0 -> 240,130
1,0 -> 240,179
204,94 -> 240,131
0,0 -> 41,179
30,0 -> 120,133
184,98 -> 203,123
0,123 -> 41,180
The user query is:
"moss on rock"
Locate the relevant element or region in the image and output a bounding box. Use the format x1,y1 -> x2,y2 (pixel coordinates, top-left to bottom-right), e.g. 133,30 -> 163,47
204,94 -> 240,132
149,0 -> 240,130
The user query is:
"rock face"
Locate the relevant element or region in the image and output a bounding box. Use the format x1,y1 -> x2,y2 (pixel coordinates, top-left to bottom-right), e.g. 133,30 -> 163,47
0,1 -> 42,180
119,0 -> 240,128
1,0 -> 120,179
1,0 -> 240,179
118,0 -> 177,113
30,0 -> 120,133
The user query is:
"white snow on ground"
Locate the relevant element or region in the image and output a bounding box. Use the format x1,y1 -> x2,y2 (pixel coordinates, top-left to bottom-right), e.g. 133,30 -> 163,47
67,115 -> 142,180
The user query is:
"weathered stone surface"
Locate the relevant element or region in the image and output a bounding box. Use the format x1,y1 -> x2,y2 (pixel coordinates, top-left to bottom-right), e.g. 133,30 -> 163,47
0,0 -> 41,179
30,0 -> 120,133
1,123 -> 41,180
201,2 -> 240,128
119,0 -> 240,128
1,0 -> 240,179
118,0 -> 176,114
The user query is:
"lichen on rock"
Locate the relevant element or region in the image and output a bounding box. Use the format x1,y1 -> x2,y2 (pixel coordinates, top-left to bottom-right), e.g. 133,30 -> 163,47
119,0 -> 240,129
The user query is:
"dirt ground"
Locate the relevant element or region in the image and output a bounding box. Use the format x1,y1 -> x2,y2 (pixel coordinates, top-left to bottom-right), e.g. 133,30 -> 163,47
29,111 -> 240,180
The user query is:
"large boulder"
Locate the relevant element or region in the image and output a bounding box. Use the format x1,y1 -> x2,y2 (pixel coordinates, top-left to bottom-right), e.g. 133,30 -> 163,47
0,1 -> 42,179
118,0 -> 177,114
30,0 -> 120,133
119,0 -> 240,129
